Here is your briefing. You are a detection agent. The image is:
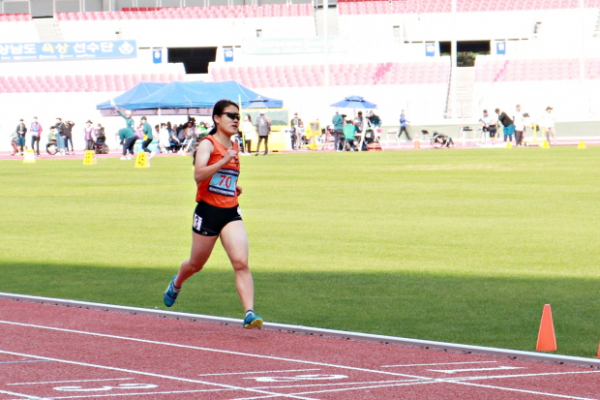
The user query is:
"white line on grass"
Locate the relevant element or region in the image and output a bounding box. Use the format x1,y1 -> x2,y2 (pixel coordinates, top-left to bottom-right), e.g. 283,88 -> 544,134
198,369 -> 321,377
0,350 -> 320,400
7,378 -> 134,386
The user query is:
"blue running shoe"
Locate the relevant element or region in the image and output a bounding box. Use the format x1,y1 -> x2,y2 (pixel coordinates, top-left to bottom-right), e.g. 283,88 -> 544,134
163,276 -> 180,307
243,313 -> 263,329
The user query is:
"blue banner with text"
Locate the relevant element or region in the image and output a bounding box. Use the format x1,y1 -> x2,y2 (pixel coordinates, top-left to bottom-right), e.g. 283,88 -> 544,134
0,40 -> 137,62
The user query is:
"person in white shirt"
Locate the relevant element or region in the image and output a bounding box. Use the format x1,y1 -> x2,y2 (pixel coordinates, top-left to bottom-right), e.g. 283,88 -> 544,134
540,106 -> 556,144
479,109 -> 497,144
513,104 -> 526,146
242,114 -> 256,154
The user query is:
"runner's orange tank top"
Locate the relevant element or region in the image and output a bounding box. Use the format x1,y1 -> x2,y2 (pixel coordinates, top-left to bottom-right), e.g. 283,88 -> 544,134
195,135 -> 240,208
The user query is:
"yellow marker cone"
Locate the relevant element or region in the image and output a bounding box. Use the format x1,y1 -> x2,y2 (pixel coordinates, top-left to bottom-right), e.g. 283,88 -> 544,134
506,142 -> 512,149
135,152 -> 150,168
541,141 -> 550,149
83,150 -> 96,165
23,150 -> 36,163
578,141 -> 586,149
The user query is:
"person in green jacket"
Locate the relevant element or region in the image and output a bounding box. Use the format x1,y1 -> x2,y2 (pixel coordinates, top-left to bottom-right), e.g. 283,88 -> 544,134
332,111 -> 344,151
140,116 -> 154,158
342,119 -> 357,151
116,109 -> 137,160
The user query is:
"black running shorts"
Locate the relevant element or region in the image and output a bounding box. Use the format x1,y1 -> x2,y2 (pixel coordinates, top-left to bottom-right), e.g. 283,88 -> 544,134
192,201 -> 242,236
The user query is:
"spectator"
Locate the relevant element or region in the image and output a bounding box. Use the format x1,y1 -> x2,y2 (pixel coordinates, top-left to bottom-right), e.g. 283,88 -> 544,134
140,116 -> 155,158
95,124 -> 106,149
356,111 -> 364,127
10,129 -> 18,156
398,110 -> 411,141
55,118 -> 64,147
242,114 -> 255,154
479,109 -> 497,143
332,111 -> 344,151
167,122 -> 180,152
83,120 -> 96,151
255,110 -> 271,156
158,123 -> 170,153
180,120 -> 197,154
290,112 -> 302,150
342,119 -> 357,151
47,125 -> 57,154
30,117 -> 43,157
96,124 -> 105,141
115,109 -> 137,160
513,105 -> 526,146
63,120 -> 75,154
297,121 -> 306,147
540,106 -> 556,144
368,111 -> 382,127
15,119 -> 27,155
56,125 -> 67,155
495,108 -> 515,143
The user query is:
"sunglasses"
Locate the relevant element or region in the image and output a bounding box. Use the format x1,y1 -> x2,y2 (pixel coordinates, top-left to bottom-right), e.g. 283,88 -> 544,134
222,112 -> 241,121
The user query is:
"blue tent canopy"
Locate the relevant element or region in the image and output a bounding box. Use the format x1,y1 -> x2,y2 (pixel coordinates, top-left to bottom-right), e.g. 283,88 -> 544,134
126,81 -> 283,110
330,96 -> 377,109
245,95 -> 281,109
96,82 -> 168,110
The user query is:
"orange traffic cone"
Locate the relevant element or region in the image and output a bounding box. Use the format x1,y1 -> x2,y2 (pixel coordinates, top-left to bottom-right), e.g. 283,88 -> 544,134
597,341 -> 600,358
536,304 -> 557,352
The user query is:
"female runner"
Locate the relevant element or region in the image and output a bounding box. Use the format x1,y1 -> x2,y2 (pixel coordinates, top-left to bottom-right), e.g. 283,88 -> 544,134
164,99 -> 263,329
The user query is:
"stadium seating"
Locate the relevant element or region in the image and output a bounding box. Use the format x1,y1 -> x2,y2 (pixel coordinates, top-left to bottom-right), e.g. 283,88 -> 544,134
0,13 -> 32,22
209,61 -> 451,88
474,58 -> 580,82
55,4 -> 313,21
0,72 -> 185,93
338,0 -> 593,15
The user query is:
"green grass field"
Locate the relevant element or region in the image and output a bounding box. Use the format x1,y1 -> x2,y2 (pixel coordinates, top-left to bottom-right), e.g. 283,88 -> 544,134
1,147 -> 600,357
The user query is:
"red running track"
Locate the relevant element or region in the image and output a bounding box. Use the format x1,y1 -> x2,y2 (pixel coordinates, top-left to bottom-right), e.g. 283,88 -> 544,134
1,297 -> 600,400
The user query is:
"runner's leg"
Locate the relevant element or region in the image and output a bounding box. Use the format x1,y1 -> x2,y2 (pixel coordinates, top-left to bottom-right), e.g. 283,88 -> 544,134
174,233 -> 219,288
219,220 -> 254,312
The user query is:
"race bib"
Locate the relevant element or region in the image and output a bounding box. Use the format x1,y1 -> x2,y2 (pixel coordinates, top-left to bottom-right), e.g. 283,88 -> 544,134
208,168 -> 239,197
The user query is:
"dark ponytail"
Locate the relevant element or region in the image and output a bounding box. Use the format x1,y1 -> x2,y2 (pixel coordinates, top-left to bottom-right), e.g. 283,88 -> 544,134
193,99 -> 239,164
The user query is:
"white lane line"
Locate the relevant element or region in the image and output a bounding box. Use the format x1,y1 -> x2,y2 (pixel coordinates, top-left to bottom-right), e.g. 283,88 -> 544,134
2,320 -> 599,400
198,369 -> 321,377
0,350 -> 320,400
448,369 -> 600,382
288,370 -> 600,399
429,366 -> 525,374
0,389 -> 43,400
16,388 -> 235,400
253,378 -> 421,390
7,378 -> 134,386
287,380 -> 440,397
450,380 -> 600,400
0,360 -> 51,365
382,361 -> 498,368
0,320 -> 428,380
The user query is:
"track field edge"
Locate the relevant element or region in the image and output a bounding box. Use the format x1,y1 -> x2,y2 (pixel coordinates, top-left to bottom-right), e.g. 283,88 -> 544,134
1,291 -> 599,370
